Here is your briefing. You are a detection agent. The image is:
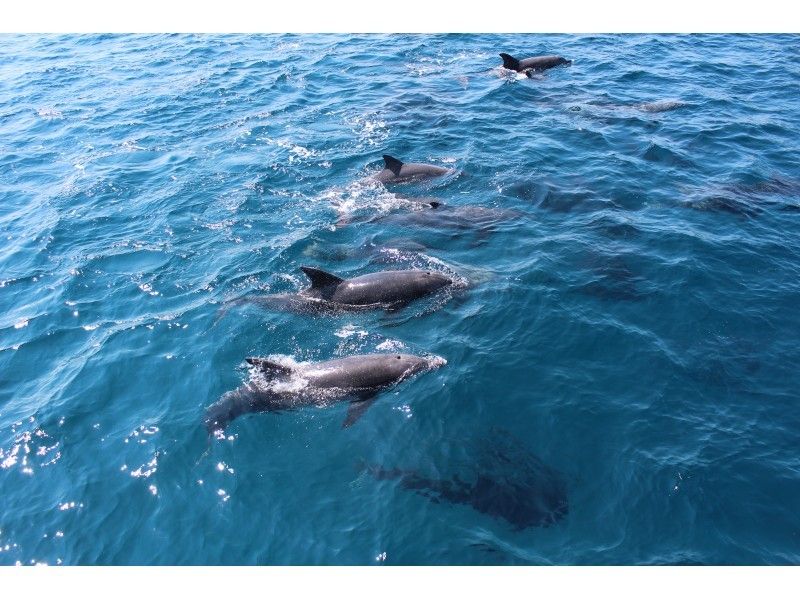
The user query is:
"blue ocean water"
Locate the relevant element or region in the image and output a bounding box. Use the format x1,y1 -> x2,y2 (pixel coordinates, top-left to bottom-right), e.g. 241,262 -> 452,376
1,33 -> 800,565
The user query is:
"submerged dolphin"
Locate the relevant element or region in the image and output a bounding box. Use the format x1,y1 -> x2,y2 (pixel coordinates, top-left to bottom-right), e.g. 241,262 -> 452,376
372,154 -> 453,184
225,266 -> 454,315
366,432 -> 569,530
635,100 -> 686,113
205,353 -> 445,433
361,201 -> 522,236
499,53 -> 571,73
301,238 -> 431,263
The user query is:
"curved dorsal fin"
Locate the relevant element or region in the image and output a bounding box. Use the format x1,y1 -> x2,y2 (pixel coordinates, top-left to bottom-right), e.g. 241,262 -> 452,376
300,266 -> 344,290
382,154 -> 404,175
245,358 -> 294,378
499,53 -> 520,71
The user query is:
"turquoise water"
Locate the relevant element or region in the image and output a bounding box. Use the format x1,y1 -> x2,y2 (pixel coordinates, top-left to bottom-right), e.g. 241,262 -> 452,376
1,34 -> 800,565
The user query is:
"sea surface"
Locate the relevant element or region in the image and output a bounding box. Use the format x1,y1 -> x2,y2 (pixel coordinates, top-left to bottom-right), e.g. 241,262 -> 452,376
1,34 -> 800,565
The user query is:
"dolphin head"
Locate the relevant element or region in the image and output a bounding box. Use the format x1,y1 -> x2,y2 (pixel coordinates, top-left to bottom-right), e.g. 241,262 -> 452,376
420,270 -> 453,293
389,353 -> 446,380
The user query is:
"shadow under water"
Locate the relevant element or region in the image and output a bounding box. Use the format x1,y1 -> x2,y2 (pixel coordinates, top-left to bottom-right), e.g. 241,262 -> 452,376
681,176 -> 800,218
364,430 -> 569,531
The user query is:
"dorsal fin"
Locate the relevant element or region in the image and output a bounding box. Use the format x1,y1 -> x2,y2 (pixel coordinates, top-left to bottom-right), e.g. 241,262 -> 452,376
382,154 -> 404,175
300,266 -> 344,290
245,357 -> 294,378
499,53 -> 520,71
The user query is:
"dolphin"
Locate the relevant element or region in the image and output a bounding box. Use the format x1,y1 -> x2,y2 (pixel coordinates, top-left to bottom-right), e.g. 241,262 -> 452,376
362,201 -> 522,236
499,53 -> 571,73
635,100 -> 686,113
205,353 -> 445,433
680,176 -> 800,217
365,466 -> 568,530
301,238 -> 431,263
362,439 -> 569,530
225,266 -> 454,315
372,154 -> 453,184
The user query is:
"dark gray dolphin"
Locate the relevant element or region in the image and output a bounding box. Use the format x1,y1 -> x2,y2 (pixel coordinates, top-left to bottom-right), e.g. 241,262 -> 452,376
299,266 -> 452,305
499,53 -> 571,73
372,154 -> 453,184
225,266 -> 454,315
204,353 -> 445,433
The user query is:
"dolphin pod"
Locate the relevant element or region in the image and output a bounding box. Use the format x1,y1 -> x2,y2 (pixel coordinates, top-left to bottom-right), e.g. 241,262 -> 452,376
205,353 -> 445,432
203,49 -> 617,531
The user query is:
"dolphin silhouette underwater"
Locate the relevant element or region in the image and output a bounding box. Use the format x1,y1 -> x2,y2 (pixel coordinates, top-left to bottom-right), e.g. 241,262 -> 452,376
372,201 -> 521,231
372,154 -> 454,184
499,53 -> 571,75
363,432 -> 569,530
224,266 -> 455,315
205,353 -> 446,433
338,196 -> 522,232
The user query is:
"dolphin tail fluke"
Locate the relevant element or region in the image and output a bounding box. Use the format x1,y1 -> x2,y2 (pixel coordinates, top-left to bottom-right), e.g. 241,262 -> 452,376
204,394 -> 238,437
213,304 -> 230,326
300,266 -> 344,290
382,154 -> 404,175
354,459 -> 389,478
214,296 -> 251,324
499,53 -> 520,71
354,457 -> 370,475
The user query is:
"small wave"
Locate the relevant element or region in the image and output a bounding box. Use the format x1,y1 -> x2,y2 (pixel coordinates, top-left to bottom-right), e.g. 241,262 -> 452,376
376,339 -> 406,351
36,107 -> 63,119
346,112 -> 389,147
334,324 -> 369,339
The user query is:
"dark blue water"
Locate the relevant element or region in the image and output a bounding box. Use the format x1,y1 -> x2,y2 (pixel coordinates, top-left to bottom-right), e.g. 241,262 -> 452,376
2,34 -> 800,565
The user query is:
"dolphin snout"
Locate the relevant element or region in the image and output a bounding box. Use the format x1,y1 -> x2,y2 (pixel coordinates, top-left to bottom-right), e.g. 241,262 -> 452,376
424,355 -> 447,370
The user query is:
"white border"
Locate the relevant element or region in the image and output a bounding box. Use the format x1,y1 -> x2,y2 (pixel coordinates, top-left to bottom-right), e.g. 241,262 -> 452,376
1,566 -> 799,596
0,0 -> 798,32
2,1 -> 799,592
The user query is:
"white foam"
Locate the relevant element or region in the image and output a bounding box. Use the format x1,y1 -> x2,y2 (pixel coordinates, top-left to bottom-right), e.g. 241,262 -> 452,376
347,112 -> 389,147
376,339 -> 405,351
426,355 -> 448,368
36,107 -> 63,119
335,324 -> 368,339
318,179 -> 413,221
